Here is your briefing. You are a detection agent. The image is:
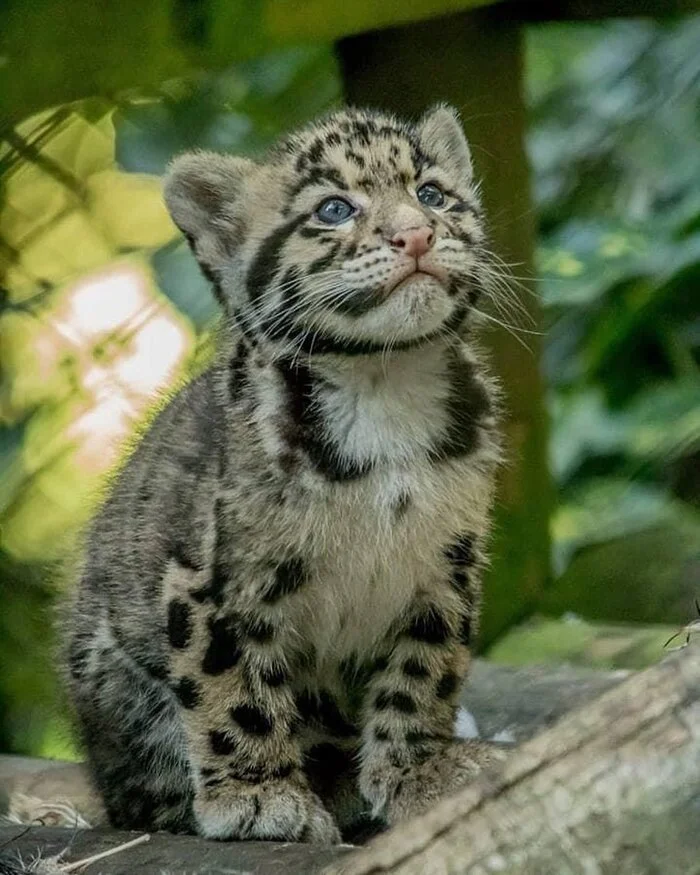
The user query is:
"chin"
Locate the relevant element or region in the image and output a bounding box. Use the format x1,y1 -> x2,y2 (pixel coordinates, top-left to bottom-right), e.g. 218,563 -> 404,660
360,276 -> 455,343
304,277 -> 458,350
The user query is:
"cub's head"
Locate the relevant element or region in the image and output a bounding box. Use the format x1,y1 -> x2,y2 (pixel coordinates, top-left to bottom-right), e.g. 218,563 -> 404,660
164,105 -> 488,356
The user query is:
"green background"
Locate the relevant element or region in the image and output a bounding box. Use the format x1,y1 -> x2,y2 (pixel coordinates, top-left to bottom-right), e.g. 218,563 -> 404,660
1,10 -> 699,758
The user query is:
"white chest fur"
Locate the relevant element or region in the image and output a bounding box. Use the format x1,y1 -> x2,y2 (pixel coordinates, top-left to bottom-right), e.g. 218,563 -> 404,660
317,345 -> 451,467
243,341 -> 496,663
287,454 -> 493,663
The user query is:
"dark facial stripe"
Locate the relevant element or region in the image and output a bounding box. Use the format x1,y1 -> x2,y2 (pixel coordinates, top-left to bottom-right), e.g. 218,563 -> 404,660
229,340 -> 248,402
447,202 -> 477,215
196,259 -> 225,305
278,265 -> 304,307
330,286 -> 380,317
299,226 -> 333,239
455,228 -> 477,247
307,241 -> 341,275
246,213 -> 309,303
287,166 -> 349,201
259,300 -> 466,357
278,326 -> 437,358
284,297 -> 471,357
167,600 -> 192,649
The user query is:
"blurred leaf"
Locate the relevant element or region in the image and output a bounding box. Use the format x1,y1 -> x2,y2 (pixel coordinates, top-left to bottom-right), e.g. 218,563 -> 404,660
1,449 -> 93,561
551,478 -> 686,575
0,311 -> 76,422
548,389 -> 628,485
624,380 -> 700,463
0,422 -> 26,514
5,210 -> 114,290
10,102 -> 115,179
86,169 -> 178,250
152,240 -> 218,328
542,521 -> 700,627
115,46 -> 341,175
527,19 -> 700,229
487,615 -> 678,670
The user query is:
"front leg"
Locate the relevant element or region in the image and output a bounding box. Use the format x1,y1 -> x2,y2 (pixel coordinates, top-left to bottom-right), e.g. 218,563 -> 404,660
358,537 -> 506,823
166,569 -> 339,843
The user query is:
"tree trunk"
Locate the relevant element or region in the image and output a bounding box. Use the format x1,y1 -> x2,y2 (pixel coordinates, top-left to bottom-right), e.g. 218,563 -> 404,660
338,9 -> 553,645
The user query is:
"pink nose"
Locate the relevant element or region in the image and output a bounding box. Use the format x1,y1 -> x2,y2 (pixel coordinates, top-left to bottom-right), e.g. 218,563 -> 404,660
390,226 -> 435,258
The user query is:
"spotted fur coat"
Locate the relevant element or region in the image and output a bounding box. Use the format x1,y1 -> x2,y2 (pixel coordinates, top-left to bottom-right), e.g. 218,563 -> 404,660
64,104 -> 506,844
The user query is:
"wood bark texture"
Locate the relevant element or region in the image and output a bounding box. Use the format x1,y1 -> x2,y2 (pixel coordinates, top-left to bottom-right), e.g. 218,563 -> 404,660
3,655 -> 697,873
325,648 -> 700,875
338,9 -> 553,645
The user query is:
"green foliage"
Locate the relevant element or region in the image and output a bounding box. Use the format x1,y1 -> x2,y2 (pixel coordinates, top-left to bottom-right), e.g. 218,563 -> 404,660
486,614 -> 678,671
526,19 -> 700,607
2,17 -> 700,755
121,46 -> 341,329
0,47 -> 341,756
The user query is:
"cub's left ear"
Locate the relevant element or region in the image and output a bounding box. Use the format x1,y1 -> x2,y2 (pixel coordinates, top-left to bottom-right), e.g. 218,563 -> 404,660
418,104 -> 473,180
164,151 -> 255,276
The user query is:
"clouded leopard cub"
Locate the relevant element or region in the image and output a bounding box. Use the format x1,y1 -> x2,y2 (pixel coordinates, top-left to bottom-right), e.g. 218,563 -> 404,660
65,105 -> 505,844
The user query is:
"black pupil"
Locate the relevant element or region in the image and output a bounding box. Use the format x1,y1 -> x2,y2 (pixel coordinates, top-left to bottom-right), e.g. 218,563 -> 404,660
419,184 -> 444,206
318,198 -> 352,223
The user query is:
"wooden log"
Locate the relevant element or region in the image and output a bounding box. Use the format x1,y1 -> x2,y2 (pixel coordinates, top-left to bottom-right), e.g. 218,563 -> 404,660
3,656 -> 694,873
0,825 -> 352,874
0,661 -> 624,872
325,647 -> 700,875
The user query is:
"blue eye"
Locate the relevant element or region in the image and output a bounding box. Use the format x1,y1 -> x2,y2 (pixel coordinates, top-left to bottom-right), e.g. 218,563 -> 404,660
315,197 -> 355,225
417,183 -> 445,208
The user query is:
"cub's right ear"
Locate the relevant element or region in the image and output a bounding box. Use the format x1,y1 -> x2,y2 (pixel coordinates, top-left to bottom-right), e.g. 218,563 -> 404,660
164,151 -> 255,274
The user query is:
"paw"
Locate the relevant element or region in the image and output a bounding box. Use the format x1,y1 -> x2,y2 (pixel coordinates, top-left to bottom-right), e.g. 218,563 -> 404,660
360,740 -> 507,824
194,780 -> 340,843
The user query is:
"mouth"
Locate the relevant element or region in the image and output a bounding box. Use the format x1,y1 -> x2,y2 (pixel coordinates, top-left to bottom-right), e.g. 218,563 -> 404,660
388,265 -> 447,295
